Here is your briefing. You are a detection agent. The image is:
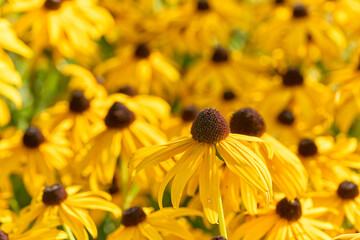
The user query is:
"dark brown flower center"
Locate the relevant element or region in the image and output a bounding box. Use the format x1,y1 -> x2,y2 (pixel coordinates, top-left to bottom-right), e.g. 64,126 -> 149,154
23,126 -> 45,148
69,91 -> 90,113
298,139 -> 318,157
105,102 -> 135,129
277,110 -> 295,125
212,47 -> 229,63
109,177 -> 119,194
275,0 -> 284,4
0,231 -> 8,240
44,0 -> 62,10
122,207 -> 147,227
181,106 -> 199,122
337,181 -> 359,200
42,184 -> 68,205
117,86 -> 137,97
197,0 -> 210,11
191,108 -> 230,143
135,43 -> 150,59
230,108 -> 266,137
276,198 -> 302,222
282,67 -> 304,86
293,5 -> 308,18
212,236 -> 227,240
223,90 -> 236,101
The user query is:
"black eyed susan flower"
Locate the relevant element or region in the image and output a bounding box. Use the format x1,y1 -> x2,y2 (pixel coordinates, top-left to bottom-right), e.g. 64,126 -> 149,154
95,43 -> 180,101
227,108 -> 307,209
81,101 -> 167,190
131,108 -> 273,224
258,66 -> 333,136
312,180 -> 360,231
231,197 -> 335,240
0,125 -> 72,195
16,184 -> 121,240
107,207 -> 202,240
4,0 -> 113,60
297,136 -> 360,191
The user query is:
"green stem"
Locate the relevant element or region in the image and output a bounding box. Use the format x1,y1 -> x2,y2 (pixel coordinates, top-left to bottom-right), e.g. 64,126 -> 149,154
120,159 -> 129,208
123,183 -> 140,210
218,195 -> 228,239
64,225 -> 76,240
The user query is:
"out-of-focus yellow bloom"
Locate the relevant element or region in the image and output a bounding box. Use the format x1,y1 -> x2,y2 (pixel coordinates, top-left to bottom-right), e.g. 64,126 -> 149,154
107,207 -> 202,240
0,124 -> 72,195
231,197 -> 335,240
255,3 -> 346,63
81,100 -> 167,190
17,184 -> 121,240
95,43 -> 180,101
0,19 -> 32,126
4,0 -> 113,60
258,67 -> 333,136
297,136 -> 360,191
335,233 -> 360,240
131,108 -> 273,224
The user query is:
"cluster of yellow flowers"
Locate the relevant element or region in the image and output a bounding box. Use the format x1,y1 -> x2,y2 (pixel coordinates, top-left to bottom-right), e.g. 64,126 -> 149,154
2,0 -> 360,239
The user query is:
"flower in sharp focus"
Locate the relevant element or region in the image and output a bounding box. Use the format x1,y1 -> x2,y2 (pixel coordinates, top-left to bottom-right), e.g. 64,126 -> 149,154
130,108 -> 272,224
107,207 -> 202,240
16,184 -> 121,240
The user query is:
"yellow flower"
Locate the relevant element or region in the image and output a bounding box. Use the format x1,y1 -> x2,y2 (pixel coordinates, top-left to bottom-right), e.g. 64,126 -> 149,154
255,3 -> 346,63
131,108 -> 272,224
223,108 -> 307,214
0,124 -> 72,195
335,233 -> 360,240
81,101 -> 167,190
17,184 -> 121,240
231,197 -> 335,240
312,180 -> 360,231
297,136 -> 360,191
257,67 -> 333,136
95,43 -> 180,101
5,0 -> 113,60
107,207 -> 202,240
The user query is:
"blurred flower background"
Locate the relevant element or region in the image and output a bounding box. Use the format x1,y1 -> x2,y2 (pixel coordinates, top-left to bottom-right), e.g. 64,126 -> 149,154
2,0 -> 360,239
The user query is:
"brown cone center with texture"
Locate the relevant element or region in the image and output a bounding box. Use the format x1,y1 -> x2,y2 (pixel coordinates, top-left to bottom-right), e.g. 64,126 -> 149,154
212,236 -> 227,240
69,91 -> 90,113
277,110 -> 295,125
276,198 -> 302,222
23,126 -> 45,148
298,138 -> 318,157
0,230 -> 8,240
337,181 -> 359,200
230,108 -> 266,137
44,0 -> 62,10
135,43 -> 150,59
122,207 -> 147,227
181,106 -> 199,122
42,184 -> 68,205
191,108 -> 230,143
105,102 -> 135,129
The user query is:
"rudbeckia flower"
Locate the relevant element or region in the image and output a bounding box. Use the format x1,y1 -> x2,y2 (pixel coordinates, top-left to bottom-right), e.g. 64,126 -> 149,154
131,108 -> 273,224
5,0 -> 113,60
17,184 -> 121,240
224,108 -> 307,214
312,180 -> 360,231
81,101 -> 167,189
258,67 -> 333,135
107,207 -> 202,240
255,2 -> 346,63
0,124 -> 72,195
297,136 -> 360,190
183,46 -> 264,107
231,197 -> 335,240
95,43 -> 180,101
0,19 -> 32,126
